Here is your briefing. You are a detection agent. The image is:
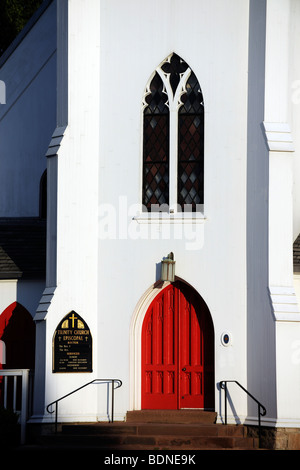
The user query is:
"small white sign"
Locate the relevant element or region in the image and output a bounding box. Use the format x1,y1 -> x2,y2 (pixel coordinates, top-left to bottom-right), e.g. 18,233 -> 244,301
0,80 -> 6,104
0,340 -> 6,364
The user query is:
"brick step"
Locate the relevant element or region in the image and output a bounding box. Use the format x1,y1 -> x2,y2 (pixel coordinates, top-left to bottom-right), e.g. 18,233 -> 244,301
26,410 -> 264,450
61,422 -> 246,438
34,421 -> 259,450
126,409 -> 217,424
36,431 -> 259,450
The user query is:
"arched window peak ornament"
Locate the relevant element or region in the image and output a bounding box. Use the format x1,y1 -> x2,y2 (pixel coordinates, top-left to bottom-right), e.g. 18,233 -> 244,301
142,53 -> 204,212
161,53 -> 189,97
179,71 -> 204,114
142,72 -> 169,113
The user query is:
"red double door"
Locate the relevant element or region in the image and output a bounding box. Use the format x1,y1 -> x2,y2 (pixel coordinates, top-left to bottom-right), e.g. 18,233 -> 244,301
142,282 -> 214,410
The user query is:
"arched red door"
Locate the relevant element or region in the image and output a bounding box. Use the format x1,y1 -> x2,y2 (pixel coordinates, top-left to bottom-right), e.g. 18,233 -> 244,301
141,282 -> 214,410
0,302 -> 35,370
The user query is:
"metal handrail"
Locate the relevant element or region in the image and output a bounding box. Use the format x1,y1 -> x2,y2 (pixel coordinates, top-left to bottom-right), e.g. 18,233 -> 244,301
220,380 -> 267,448
46,378 -> 122,433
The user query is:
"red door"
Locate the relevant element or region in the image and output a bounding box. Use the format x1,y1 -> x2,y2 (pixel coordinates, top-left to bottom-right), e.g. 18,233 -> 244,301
141,282 -> 214,410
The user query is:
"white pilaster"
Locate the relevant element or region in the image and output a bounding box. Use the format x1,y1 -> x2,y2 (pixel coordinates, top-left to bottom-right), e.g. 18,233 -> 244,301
265,0 -> 299,318
265,0 -> 300,426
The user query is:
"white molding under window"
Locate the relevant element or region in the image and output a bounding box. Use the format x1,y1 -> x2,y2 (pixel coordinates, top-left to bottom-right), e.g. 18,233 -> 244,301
133,211 -> 206,224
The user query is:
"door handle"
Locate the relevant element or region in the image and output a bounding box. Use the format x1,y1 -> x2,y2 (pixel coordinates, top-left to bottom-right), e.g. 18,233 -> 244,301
182,367 -> 186,371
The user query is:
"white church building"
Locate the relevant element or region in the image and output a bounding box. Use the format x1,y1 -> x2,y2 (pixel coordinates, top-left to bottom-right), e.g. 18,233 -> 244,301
1,0 -> 300,449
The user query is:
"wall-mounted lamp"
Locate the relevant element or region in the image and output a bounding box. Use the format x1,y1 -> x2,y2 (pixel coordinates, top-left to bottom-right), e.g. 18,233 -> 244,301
161,252 -> 176,282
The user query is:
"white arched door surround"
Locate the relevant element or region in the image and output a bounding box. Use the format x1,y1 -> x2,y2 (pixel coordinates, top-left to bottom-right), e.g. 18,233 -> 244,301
129,278 -> 214,411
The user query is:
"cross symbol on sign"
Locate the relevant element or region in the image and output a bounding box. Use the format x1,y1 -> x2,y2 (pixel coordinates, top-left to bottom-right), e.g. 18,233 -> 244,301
69,313 -> 78,328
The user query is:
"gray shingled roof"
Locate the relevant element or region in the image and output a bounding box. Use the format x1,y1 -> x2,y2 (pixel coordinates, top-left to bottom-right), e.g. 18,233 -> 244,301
0,218 -> 46,280
0,245 -> 22,279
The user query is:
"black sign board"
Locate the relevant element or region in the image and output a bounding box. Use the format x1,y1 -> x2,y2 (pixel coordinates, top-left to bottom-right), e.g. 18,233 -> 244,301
53,311 -> 92,373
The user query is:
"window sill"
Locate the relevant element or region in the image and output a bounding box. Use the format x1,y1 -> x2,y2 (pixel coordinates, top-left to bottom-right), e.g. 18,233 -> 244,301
133,212 -> 207,224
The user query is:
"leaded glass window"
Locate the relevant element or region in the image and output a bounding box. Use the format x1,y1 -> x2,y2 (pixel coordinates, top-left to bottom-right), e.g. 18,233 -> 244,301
178,72 -> 204,211
143,72 -> 169,210
142,53 -> 204,213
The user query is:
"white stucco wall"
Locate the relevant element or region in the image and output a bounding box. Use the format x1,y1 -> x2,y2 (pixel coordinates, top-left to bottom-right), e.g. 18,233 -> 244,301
1,0 -> 299,428
44,0 -> 250,423
97,0 -> 249,421
39,0 -> 300,428
0,280 -> 17,316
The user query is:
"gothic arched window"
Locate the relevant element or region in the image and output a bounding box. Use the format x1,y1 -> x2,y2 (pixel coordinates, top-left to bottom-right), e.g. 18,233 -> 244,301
142,53 -> 204,213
